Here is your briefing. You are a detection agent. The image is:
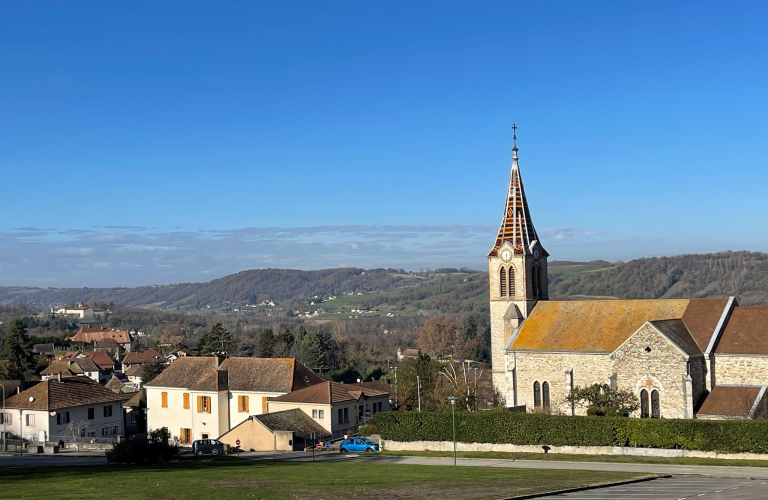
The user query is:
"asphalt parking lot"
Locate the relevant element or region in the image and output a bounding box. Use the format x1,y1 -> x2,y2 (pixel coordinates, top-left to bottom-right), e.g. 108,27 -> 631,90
536,476 -> 768,500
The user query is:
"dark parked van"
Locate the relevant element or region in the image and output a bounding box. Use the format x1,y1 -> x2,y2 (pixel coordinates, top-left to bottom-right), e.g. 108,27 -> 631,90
192,439 -> 225,456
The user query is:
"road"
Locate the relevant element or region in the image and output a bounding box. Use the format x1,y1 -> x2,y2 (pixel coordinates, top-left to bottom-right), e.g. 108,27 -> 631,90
4,451 -> 768,499
535,476 -> 768,500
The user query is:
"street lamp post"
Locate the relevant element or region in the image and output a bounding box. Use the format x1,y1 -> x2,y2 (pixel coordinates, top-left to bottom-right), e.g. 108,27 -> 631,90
448,396 -> 458,466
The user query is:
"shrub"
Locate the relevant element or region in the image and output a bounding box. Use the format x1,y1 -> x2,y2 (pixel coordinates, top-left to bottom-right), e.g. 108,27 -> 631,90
106,427 -> 180,464
374,411 -> 768,454
357,423 -> 377,436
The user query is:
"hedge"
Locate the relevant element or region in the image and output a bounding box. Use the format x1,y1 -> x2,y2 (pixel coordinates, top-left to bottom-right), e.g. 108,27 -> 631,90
374,411 -> 768,454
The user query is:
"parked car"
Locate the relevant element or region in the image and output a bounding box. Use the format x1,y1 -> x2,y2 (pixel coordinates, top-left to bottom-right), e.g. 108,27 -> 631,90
192,439 -> 225,456
339,437 -> 380,453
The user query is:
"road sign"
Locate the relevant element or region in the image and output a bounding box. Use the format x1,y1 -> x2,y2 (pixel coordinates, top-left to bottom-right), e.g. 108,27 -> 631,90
316,443 -> 323,450
325,441 -> 331,449
236,439 -> 241,446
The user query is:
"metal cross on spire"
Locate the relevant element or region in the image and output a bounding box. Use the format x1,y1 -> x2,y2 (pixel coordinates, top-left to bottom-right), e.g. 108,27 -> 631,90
512,123 -> 518,151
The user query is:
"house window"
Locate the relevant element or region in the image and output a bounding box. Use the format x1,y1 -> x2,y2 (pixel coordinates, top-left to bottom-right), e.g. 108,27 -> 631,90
0,413 -> 11,425
238,395 -> 249,413
533,382 -> 541,408
312,409 -> 318,418
101,426 -> 118,436
312,409 -> 324,419
378,402 -> 383,412
103,405 -> 113,418
180,428 -> 192,445
26,414 -> 34,426
161,392 -> 168,408
56,412 -> 70,425
197,396 -> 211,413
640,389 -> 649,418
542,382 -> 550,408
129,413 -> 137,423
651,390 -> 660,419
183,393 -> 190,409
88,408 -> 95,420
337,407 -> 349,424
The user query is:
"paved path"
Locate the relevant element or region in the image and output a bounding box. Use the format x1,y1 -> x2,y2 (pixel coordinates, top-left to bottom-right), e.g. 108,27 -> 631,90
536,476 -> 768,500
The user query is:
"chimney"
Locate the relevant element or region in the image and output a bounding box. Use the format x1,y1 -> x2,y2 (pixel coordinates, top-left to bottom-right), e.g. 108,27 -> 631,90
214,355 -> 220,370
58,372 -> 62,382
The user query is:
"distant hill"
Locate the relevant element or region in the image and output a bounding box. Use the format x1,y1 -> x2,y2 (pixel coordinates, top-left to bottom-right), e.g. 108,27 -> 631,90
2,251 -> 767,314
549,251 -> 768,305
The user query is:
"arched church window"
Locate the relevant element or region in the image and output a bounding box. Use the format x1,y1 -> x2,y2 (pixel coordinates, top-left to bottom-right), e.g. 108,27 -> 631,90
532,264 -> 540,297
538,265 -> 545,298
640,390 -> 649,418
533,382 -> 541,408
651,390 -> 660,418
499,267 -> 507,297
508,267 -> 515,296
542,381 -> 550,408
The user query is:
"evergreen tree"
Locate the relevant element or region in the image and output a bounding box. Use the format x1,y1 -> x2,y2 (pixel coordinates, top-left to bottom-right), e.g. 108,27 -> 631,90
300,332 -> 326,373
273,327 -> 295,357
256,329 -> 275,358
198,322 -> 232,356
289,325 -> 306,359
1,318 -> 34,380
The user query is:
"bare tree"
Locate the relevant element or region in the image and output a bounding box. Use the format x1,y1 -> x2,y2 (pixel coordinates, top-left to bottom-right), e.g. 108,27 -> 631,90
67,420 -> 91,443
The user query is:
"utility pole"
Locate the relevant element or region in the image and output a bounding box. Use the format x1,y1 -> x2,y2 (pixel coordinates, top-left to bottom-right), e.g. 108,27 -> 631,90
0,383 -> 6,452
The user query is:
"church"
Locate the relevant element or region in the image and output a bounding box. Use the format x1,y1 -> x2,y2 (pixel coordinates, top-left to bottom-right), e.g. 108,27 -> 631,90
488,130 -> 768,420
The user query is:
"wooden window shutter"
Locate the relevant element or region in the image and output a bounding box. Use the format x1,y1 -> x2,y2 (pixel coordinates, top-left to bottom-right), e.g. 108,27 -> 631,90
244,396 -> 249,413
183,393 -> 190,409
180,428 -> 184,443
262,396 -> 268,414
197,396 -> 202,413
237,396 -> 243,412
162,392 -> 168,408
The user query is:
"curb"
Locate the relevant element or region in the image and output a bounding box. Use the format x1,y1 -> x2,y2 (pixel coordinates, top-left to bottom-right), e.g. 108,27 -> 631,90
496,474 -> 670,500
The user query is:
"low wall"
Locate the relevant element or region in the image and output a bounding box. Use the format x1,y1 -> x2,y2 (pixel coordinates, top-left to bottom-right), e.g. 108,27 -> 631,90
63,442 -> 113,451
382,440 -> 768,461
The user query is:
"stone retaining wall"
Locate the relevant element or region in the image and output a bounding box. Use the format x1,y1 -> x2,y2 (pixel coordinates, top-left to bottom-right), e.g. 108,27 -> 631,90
382,439 -> 768,461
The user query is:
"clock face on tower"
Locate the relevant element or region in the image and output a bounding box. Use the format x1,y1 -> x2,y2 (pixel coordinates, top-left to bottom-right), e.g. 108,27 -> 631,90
534,249 -> 540,261
501,249 -> 512,262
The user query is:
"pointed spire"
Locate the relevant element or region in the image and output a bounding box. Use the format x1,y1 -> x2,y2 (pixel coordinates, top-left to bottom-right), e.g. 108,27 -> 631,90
488,126 -> 547,258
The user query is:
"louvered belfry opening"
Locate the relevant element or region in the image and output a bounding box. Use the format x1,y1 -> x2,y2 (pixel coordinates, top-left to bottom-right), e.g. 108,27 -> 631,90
499,267 -> 507,297
508,267 -> 515,296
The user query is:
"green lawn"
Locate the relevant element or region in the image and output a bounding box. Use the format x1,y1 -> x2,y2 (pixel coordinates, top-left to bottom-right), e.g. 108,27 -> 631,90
0,459 -> 645,500
380,450 -> 768,467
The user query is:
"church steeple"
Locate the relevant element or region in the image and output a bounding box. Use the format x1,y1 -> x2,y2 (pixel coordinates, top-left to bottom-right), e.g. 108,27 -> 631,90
488,125 -> 547,258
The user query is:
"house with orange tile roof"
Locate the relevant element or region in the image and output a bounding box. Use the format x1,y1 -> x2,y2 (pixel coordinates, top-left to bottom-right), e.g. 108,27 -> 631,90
2,377 -> 129,444
143,356 -> 323,444
267,381 -> 390,437
488,132 -> 768,420
67,325 -> 132,352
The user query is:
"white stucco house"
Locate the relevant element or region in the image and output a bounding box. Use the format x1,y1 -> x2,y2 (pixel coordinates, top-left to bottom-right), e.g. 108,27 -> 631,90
2,377 -> 127,443
143,356 -> 322,445
267,381 -> 390,438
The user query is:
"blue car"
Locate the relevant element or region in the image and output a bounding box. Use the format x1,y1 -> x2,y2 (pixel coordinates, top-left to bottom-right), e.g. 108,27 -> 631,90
339,437 -> 380,453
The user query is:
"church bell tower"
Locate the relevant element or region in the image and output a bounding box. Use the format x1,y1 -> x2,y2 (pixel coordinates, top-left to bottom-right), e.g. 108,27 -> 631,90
488,125 -> 548,396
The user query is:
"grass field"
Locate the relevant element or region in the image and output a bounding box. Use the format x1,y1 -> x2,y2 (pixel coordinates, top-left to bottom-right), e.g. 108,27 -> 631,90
0,459 -> 645,500
380,450 -> 768,468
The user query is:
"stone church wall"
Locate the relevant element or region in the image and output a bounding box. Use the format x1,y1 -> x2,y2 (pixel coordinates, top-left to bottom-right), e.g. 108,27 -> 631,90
507,351 -> 612,415
610,323 -> 699,419
714,355 -> 768,386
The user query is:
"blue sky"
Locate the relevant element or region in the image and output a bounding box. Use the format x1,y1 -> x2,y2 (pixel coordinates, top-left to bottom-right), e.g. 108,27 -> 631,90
2,1 -> 767,287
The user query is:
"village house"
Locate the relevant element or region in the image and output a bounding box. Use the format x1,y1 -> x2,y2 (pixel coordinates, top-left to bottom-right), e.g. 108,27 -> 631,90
2,377 -> 127,444
121,349 -> 165,373
218,409 -> 328,452
67,325 -> 132,353
41,358 -> 102,383
267,381 -> 390,438
488,134 -> 768,420
144,356 -> 322,445
51,301 -> 108,320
